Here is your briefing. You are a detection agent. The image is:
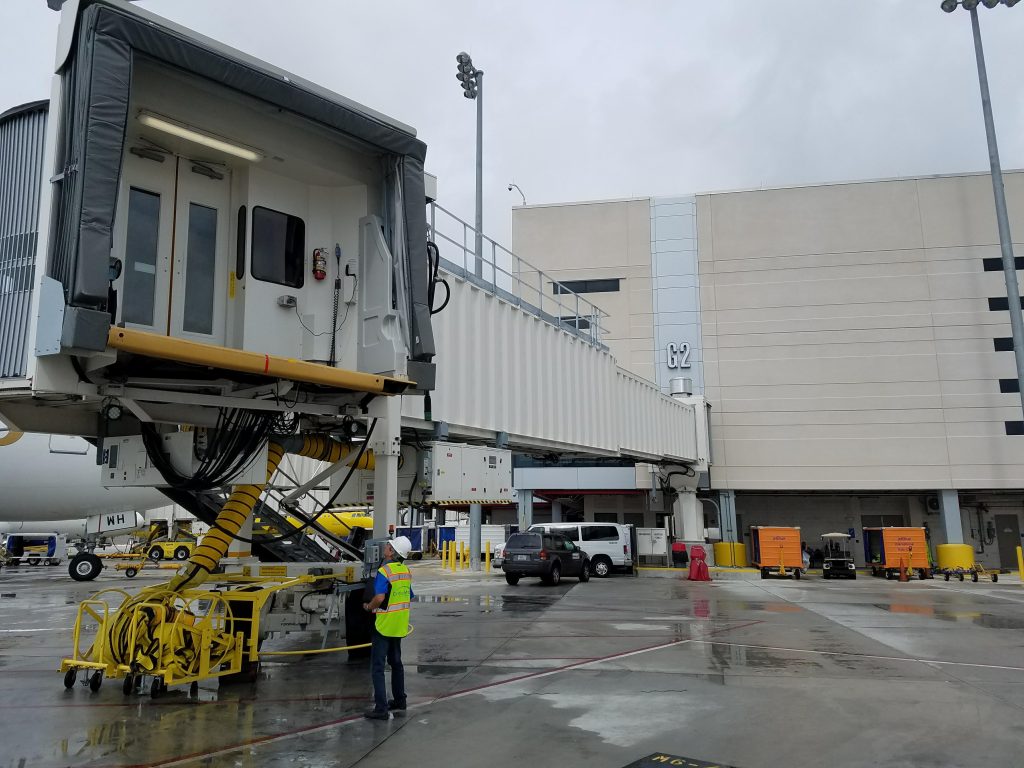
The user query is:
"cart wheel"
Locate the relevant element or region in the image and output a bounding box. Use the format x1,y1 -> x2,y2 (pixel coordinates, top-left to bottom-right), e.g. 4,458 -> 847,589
125,567 -> 138,579
174,546 -> 190,561
150,677 -> 164,699
944,573 -> 950,581
958,573 -> 964,581
919,570 -> 927,581
793,569 -> 801,580
885,570 -> 893,580
122,675 -> 135,696
89,671 -> 102,692
63,668 -> 77,690
189,681 -> 199,698
992,574 -> 999,582
971,572 -> 979,583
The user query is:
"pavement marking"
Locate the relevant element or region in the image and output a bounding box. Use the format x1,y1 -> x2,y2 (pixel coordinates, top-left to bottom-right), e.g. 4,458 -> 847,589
125,618 -> 764,768
690,639 -> 1024,673
0,627 -> 72,633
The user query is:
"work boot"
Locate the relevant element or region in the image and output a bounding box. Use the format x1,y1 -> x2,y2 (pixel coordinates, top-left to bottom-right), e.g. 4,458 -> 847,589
364,709 -> 390,721
388,699 -> 407,713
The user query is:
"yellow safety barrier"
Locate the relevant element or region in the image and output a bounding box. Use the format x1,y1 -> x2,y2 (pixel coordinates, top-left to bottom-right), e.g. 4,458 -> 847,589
712,542 -> 748,567
936,544 -> 975,571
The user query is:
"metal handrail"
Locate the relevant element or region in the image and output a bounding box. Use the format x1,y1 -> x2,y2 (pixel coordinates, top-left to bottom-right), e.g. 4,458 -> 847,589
427,202 -> 609,347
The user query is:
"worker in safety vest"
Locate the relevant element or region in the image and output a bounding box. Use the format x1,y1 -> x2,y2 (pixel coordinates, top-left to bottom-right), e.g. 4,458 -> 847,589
363,536 -> 413,720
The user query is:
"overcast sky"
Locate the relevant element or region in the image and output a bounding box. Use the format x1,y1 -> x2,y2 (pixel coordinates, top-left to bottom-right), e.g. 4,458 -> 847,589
2,0 -> 1022,250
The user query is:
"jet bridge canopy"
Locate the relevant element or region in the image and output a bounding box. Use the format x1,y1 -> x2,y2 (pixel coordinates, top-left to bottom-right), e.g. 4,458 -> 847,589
1,0 -> 438,434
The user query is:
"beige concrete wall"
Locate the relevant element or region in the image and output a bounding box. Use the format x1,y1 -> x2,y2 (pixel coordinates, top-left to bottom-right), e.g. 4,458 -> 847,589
700,172 -> 1024,491
512,199 -> 656,383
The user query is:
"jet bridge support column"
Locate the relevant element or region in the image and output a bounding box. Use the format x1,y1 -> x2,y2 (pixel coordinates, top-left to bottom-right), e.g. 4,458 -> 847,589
469,503 -> 482,572
672,491 -> 703,544
551,500 -> 563,523
370,397 -> 402,540
517,490 -> 534,531
939,490 -> 964,545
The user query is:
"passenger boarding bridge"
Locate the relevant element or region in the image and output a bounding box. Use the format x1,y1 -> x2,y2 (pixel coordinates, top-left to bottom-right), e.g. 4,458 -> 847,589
0,0 -> 709,569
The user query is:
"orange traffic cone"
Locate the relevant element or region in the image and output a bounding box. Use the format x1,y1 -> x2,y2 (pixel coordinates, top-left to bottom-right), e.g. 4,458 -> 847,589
898,557 -> 909,582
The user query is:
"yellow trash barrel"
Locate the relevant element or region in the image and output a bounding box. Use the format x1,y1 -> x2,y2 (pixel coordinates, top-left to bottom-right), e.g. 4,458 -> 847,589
713,542 -> 748,567
936,544 -> 975,571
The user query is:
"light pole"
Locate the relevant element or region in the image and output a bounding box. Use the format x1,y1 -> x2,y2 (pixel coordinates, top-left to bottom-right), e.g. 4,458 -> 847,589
456,52 -> 484,278
942,0 -> 1024,421
507,183 -> 526,206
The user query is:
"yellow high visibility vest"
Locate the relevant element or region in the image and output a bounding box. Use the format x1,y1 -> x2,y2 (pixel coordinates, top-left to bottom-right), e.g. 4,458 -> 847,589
374,561 -> 411,637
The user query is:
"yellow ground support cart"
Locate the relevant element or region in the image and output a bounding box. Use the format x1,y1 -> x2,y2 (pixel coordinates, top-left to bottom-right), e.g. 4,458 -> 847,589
60,570 -> 358,698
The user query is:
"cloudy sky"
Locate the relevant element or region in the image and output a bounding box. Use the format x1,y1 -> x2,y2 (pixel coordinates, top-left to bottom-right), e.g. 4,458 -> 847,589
2,0 -> 1022,249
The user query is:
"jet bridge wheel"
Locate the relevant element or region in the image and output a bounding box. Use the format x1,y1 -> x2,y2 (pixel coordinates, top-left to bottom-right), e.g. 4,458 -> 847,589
69,553 -> 103,582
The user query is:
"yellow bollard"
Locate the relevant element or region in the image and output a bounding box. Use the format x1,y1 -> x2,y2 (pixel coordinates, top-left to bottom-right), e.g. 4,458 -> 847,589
441,540 -> 448,567
463,541 -> 469,567
1017,545 -> 1023,581
485,540 -> 491,573
451,541 -> 458,571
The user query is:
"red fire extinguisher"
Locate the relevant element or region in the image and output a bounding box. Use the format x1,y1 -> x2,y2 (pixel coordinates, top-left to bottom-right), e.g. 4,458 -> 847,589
312,248 -> 327,281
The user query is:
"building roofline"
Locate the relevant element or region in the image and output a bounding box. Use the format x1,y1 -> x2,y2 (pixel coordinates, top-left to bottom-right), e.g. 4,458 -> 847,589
514,195 -> 651,212
511,168 -> 1024,211
0,100 -> 49,123
693,167 -> 1024,198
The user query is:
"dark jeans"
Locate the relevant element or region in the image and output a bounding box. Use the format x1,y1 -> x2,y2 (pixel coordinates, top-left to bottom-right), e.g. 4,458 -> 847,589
370,628 -> 406,713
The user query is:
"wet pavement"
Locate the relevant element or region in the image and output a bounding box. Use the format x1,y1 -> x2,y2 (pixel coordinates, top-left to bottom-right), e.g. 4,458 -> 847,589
1,562 -> 1023,767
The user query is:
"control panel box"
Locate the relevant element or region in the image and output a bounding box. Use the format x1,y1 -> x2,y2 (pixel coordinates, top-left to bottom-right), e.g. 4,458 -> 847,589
424,442 -> 513,503
101,432 -> 268,488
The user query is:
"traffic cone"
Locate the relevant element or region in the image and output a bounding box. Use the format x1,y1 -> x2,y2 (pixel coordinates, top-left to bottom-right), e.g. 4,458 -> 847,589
898,557 -> 909,582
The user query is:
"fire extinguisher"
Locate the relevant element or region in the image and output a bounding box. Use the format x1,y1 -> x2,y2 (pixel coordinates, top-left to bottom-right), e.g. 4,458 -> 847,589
312,248 -> 327,281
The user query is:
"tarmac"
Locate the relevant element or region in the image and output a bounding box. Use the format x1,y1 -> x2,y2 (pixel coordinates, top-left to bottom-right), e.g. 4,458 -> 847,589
1,560 -> 1023,767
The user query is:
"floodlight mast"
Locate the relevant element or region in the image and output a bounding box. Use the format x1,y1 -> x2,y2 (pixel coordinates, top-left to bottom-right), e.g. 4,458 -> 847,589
941,0 -> 1024,421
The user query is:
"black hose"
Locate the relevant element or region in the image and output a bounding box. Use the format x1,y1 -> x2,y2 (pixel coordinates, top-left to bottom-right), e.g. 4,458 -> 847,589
203,419 -> 377,548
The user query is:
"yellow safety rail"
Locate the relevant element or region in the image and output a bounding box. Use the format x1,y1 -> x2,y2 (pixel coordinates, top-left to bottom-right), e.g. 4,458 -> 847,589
107,326 -> 412,395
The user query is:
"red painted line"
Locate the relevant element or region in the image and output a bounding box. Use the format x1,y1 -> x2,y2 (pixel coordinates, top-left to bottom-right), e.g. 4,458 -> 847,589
123,618 -> 763,768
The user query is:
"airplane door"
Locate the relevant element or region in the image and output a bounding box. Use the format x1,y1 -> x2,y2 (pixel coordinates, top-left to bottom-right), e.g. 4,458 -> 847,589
170,159 -> 230,344
111,151 -> 176,334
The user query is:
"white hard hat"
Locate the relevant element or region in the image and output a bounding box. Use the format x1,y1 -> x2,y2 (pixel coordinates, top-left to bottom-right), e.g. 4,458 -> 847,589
390,536 -> 412,559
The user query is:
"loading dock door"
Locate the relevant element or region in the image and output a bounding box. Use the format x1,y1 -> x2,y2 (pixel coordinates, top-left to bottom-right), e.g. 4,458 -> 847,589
113,155 -> 230,344
994,514 -> 1021,570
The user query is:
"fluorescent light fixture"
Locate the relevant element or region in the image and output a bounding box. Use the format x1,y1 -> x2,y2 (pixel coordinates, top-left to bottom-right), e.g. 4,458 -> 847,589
137,111 -> 263,162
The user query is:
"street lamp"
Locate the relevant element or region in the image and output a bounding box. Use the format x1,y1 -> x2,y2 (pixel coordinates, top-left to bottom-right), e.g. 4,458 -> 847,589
941,0 -> 1024,424
507,183 -> 526,206
456,52 -> 484,278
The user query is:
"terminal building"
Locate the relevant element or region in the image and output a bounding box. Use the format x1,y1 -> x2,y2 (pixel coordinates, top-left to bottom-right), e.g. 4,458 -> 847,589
511,171 -> 1024,570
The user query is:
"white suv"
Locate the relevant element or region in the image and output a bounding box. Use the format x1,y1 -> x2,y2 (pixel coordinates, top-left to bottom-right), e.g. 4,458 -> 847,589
527,523 -> 632,577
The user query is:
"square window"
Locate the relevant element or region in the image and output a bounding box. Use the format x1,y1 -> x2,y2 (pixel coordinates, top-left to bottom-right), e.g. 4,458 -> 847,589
251,206 -> 305,288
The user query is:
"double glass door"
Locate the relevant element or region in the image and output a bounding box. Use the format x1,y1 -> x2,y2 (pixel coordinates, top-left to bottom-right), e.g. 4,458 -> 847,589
113,154 -> 230,344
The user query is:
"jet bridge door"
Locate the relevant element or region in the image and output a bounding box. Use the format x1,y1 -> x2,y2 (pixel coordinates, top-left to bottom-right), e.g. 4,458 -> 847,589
112,155 -> 231,345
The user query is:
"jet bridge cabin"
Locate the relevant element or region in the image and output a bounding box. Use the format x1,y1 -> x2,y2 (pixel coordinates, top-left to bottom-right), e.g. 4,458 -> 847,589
0,0 -> 435,436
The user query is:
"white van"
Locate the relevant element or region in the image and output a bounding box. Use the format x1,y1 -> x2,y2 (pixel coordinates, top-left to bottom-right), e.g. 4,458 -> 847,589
527,523 -> 632,577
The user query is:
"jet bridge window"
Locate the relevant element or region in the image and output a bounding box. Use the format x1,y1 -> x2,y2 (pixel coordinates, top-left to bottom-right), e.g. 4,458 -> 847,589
123,188 -> 161,326
251,206 -> 305,288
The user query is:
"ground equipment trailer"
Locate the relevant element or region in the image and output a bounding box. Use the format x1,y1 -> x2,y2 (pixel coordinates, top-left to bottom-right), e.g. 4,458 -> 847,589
2,533 -> 67,566
751,526 -> 804,579
864,527 -> 931,580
